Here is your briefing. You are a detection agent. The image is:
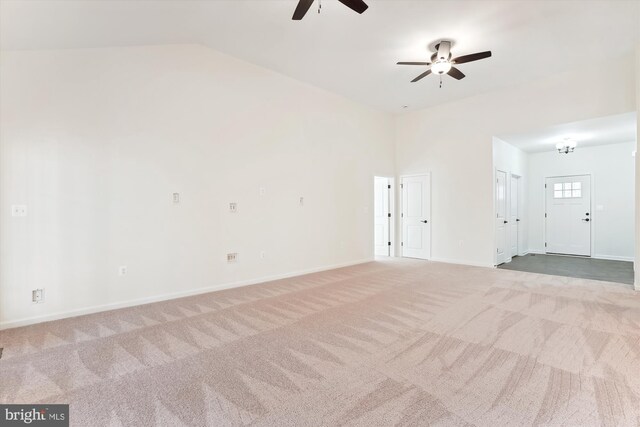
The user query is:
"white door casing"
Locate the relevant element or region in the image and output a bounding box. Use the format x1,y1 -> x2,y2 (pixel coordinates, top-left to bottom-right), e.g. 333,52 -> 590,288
545,175 -> 591,256
496,170 -> 508,265
401,174 -> 431,260
510,175 -> 520,258
374,177 -> 390,256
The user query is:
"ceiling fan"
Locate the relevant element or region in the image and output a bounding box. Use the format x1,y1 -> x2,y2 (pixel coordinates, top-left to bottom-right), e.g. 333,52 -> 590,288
397,41 -> 492,87
292,0 -> 369,20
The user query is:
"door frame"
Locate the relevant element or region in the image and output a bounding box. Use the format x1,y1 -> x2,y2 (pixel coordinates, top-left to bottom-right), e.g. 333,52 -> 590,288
510,173 -> 522,258
494,169 -> 509,265
543,173 -> 593,257
399,173 -> 431,260
494,168 -> 524,266
373,176 -> 396,257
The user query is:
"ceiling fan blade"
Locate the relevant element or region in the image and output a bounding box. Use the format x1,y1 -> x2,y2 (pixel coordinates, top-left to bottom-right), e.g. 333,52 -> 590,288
397,61 -> 431,66
337,0 -> 369,14
436,41 -> 451,60
411,69 -> 432,82
447,67 -> 465,80
452,51 -> 492,64
292,0 -> 314,20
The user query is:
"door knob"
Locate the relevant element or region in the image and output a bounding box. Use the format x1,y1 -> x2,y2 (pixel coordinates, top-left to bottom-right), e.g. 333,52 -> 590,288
504,220 -> 508,224
421,220 -> 428,223
516,219 -> 520,222
582,218 -> 590,222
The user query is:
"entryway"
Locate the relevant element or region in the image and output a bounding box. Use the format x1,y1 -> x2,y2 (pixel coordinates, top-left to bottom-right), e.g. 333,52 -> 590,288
492,112 -> 636,285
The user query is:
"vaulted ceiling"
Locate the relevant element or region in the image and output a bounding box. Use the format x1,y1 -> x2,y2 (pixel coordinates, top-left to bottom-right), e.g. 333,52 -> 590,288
1,0 -> 639,112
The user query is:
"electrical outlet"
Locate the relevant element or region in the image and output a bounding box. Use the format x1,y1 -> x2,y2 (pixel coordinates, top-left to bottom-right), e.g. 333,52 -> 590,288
32,288 -> 44,303
260,251 -> 266,259
172,193 -> 180,204
118,266 -> 128,276
11,205 -> 27,217
229,202 -> 237,213
227,253 -> 238,263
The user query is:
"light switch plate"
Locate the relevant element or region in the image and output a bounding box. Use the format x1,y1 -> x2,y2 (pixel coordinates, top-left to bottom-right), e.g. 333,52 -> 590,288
229,202 -> 237,213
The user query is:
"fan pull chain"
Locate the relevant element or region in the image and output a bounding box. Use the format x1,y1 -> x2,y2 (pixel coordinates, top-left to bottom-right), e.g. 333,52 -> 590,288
318,0 -> 321,14
439,75 -> 443,88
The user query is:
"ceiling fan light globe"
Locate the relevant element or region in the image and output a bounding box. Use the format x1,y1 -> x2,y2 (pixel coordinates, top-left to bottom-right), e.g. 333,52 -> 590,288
431,60 -> 451,75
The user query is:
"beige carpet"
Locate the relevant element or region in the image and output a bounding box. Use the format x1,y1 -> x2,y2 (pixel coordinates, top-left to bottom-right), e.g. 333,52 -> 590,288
1,258 -> 640,426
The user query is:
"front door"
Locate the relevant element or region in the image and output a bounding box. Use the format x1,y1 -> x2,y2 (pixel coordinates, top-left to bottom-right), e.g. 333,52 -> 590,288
545,175 -> 591,256
401,174 -> 430,260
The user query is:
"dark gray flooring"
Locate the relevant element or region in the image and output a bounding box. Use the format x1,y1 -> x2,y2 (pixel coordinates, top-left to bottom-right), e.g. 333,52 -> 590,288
498,254 -> 634,285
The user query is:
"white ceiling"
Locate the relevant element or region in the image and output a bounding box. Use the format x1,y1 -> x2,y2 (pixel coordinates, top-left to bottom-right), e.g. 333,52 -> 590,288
1,0 -> 639,112
497,112 -> 637,153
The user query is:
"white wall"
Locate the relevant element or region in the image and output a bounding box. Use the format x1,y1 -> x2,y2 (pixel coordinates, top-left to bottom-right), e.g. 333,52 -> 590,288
395,53 -> 636,267
0,44 -> 395,328
492,137 -> 528,263
528,142 -> 636,261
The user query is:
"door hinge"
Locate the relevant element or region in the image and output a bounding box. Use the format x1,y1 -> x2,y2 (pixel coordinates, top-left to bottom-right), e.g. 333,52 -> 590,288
545,184 -> 547,189
545,242 -> 547,247
387,184 -> 391,189
401,242 -> 404,246
388,213 -> 391,218
401,213 -> 404,218
388,242 -> 391,246
400,184 -> 403,189
545,213 -> 547,218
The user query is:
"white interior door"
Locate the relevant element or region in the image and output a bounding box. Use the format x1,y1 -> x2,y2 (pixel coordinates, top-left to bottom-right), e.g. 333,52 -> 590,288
496,170 -> 508,265
374,177 -> 390,256
546,175 -> 591,256
510,175 -> 520,257
401,174 -> 431,260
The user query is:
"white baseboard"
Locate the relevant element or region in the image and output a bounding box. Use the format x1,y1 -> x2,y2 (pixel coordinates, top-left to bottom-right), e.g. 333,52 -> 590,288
592,254 -> 635,262
523,250 -> 633,262
429,257 -> 495,269
0,258 -> 373,330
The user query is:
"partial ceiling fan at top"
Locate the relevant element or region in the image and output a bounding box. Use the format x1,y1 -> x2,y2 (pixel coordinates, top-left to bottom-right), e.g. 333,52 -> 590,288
397,41 -> 492,87
292,0 -> 369,20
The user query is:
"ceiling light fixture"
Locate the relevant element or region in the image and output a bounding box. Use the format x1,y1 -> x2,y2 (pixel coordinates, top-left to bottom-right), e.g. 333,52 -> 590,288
556,138 -> 577,154
430,59 -> 452,75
